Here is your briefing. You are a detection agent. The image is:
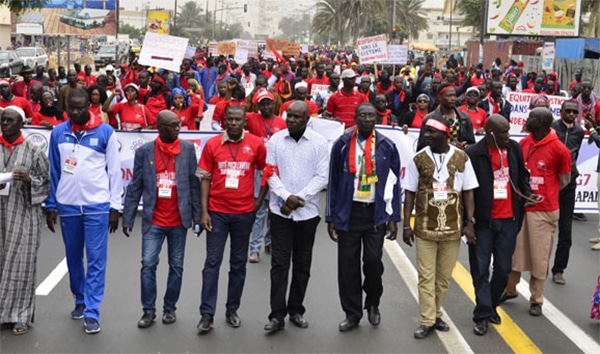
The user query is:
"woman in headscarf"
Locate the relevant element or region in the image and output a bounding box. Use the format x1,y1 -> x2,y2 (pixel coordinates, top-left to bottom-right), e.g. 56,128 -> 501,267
31,91 -> 68,128
103,83 -> 149,130
170,87 -> 198,131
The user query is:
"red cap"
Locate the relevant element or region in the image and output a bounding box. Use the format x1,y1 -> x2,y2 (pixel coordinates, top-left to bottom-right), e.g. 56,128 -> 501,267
152,75 -> 166,86
252,88 -> 274,104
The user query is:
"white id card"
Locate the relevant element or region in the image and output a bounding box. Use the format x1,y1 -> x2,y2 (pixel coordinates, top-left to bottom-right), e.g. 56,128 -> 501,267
225,169 -> 240,189
0,182 -> 9,196
433,182 -> 448,201
158,178 -> 173,198
63,156 -> 77,174
494,180 -> 508,200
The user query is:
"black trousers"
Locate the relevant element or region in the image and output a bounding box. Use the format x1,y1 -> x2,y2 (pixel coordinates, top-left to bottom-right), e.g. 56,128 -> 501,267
268,213 -> 320,321
552,179 -> 577,275
337,203 -> 386,322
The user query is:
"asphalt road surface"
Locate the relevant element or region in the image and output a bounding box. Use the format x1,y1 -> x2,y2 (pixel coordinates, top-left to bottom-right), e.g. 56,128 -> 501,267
1,198 -> 600,353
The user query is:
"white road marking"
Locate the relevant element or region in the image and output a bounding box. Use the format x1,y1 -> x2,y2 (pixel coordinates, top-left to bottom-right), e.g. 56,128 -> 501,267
384,241 -> 474,354
515,281 -> 600,353
35,258 -> 68,296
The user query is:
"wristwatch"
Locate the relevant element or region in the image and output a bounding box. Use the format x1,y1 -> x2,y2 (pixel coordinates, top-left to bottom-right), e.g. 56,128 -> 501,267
466,217 -> 476,224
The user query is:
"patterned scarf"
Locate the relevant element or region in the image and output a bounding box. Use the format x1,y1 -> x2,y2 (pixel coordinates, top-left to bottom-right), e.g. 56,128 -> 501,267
349,128 -> 377,197
577,94 -> 598,126
0,133 -> 25,153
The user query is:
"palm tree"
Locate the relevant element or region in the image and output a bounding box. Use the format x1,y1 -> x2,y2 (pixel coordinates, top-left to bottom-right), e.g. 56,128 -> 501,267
344,0 -> 385,46
312,0 -> 346,46
176,1 -> 205,31
394,0 -> 429,41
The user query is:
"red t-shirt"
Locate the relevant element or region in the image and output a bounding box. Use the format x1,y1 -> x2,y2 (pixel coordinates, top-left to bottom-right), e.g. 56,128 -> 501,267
144,94 -> 165,126
31,111 -> 69,126
458,105 -> 488,130
0,96 -> 34,118
208,95 -> 225,105
470,76 -> 485,87
307,76 -> 329,97
172,104 -> 199,131
213,99 -> 244,129
198,133 -> 266,214
152,142 -> 182,227
411,110 -> 427,129
326,88 -> 369,128
112,102 -> 147,130
520,131 -> 571,212
488,147 -> 514,219
245,112 -> 287,144
278,100 -> 319,117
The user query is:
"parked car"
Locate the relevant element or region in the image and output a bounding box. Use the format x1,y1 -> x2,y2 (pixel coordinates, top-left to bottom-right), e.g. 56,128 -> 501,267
94,44 -> 127,71
15,47 -> 48,70
0,51 -> 24,77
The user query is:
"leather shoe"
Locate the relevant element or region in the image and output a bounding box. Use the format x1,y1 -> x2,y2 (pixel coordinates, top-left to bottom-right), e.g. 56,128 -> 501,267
499,290 -> 518,303
197,314 -> 214,333
338,318 -> 358,332
489,309 -> 501,325
553,272 -> 566,284
264,318 -> 284,333
289,314 -> 308,328
413,324 -> 435,339
473,320 -> 488,335
367,306 -> 381,326
434,317 -> 449,331
162,309 -> 176,324
529,303 -> 542,316
225,309 -> 241,327
137,311 -> 156,328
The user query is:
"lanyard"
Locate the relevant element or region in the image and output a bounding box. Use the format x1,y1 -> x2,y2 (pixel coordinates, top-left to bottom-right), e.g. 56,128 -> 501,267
432,152 -> 447,176
262,117 -> 275,138
2,146 -> 14,171
157,149 -> 173,174
227,141 -> 240,162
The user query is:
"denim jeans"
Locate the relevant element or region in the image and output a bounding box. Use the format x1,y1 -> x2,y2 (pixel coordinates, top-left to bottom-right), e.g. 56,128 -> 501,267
141,225 -> 188,312
468,218 -> 519,322
200,211 -> 255,316
249,198 -> 271,253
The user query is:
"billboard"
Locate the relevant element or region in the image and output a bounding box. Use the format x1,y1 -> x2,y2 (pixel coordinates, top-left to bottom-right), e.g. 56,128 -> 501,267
486,0 -> 581,37
147,10 -> 170,35
11,0 -> 116,36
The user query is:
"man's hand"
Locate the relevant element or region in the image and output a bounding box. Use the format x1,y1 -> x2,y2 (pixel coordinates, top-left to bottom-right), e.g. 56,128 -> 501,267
280,204 -> 292,215
286,195 -> 305,210
201,212 -> 212,232
253,199 -> 262,212
12,168 -> 32,184
122,227 -> 132,237
386,221 -> 398,241
327,222 -> 338,242
525,193 -> 541,208
402,124 -> 409,134
46,210 -> 57,233
463,222 -> 476,245
585,115 -> 597,130
109,210 -> 119,233
402,225 -> 414,246
0,183 -> 5,190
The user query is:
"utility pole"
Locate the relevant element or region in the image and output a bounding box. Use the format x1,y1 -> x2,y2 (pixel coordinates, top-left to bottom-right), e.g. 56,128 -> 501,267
448,0 -> 453,52
392,0 -> 396,44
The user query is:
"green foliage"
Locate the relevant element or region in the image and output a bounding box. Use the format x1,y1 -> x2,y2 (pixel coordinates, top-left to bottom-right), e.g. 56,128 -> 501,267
278,14 -> 311,43
455,0 -> 483,33
119,23 -> 141,40
2,0 -> 48,13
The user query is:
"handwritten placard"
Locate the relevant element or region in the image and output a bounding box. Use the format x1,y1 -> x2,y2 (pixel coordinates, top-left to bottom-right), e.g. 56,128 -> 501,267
357,34 -> 388,64
139,32 -> 188,72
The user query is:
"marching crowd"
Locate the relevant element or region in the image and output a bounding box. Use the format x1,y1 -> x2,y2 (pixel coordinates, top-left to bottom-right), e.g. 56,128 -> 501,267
1,46 -> 600,339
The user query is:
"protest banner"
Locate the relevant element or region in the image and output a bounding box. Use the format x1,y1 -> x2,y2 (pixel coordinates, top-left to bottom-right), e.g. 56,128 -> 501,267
265,38 -> 288,51
217,41 -> 236,56
301,45 -> 309,54
184,46 -> 196,59
235,40 -> 258,57
381,45 -> 408,65
234,48 -> 248,64
243,83 -> 254,96
138,32 -> 188,72
208,42 -> 218,56
507,92 -> 568,134
543,42 -> 555,71
357,34 -> 388,64
310,84 -> 329,100
282,42 -> 301,56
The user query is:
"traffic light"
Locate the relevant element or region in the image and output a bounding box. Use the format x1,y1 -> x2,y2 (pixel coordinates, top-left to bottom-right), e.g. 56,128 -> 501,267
391,26 -> 397,39
244,4 -> 247,12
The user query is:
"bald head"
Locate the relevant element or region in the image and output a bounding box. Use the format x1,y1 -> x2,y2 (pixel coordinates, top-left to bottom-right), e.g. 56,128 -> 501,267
485,114 -> 511,148
157,110 -> 181,143
288,100 -> 309,116
526,107 -> 553,139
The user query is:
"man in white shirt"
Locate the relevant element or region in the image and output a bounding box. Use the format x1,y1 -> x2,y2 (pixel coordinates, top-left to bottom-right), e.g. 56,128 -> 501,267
263,101 -> 329,333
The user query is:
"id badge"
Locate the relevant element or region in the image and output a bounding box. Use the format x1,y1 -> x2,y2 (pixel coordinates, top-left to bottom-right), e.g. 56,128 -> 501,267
158,178 -> 173,198
225,169 -> 240,189
63,156 -> 77,174
433,182 -> 448,201
0,182 -> 9,196
494,180 -> 508,200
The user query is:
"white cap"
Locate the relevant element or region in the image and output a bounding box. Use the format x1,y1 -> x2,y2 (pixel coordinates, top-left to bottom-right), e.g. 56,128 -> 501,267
341,69 -> 357,79
105,64 -> 114,72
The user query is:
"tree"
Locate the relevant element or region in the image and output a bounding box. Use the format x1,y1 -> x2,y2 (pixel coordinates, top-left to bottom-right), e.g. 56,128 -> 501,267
312,0 -> 346,46
1,0 -> 47,13
119,23 -> 141,40
344,0 -> 385,46
394,0 -> 429,41
175,1 -> 207,33
583,0 -> 599,37
455,0 -> 483,33
278,14 -> 311,43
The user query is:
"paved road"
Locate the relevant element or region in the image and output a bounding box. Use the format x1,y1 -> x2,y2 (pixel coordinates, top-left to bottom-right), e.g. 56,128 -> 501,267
2,198 -> 600,353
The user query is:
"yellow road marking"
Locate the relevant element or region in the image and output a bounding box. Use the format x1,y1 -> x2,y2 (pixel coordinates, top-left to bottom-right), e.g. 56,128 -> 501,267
452,262 -> 542,354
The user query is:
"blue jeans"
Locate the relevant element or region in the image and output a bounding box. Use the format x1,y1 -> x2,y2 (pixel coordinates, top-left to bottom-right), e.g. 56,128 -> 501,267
141,225 -> 187,312
249,199 -> 271,253
468,218 -> 519,322
200,211 -> 255,316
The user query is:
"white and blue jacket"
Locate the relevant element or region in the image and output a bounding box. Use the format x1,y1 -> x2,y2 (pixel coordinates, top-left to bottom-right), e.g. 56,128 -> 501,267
45,120 -> 123,216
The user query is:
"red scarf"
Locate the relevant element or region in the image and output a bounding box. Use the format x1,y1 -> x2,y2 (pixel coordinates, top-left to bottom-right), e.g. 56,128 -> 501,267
71,112 -> 103,132
349,128 -> 375,177
156,135 -> 181,156
376,81 -> 392,94
488,94 -> 500,114
376,109 -> 391,125
260,164 -> 280,186
0,133 -> 25,153
215,72 -> 227,82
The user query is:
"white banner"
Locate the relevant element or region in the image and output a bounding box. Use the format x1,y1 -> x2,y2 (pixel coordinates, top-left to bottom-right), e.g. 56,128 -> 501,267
139,32 -> 189,72
542,42 -> 555,71
381,45 -> 408,65
22,122 -> 598,212
235,40 -> 258,57
310,84 -> 329,100
234,48 -> 248,64
507,92 -> 568,134
357,34 -> 388,64
184,46 -> 196,59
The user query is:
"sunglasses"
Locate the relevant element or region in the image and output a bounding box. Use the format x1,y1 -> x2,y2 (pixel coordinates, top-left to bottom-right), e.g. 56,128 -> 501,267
563,109 -> 579,114
417,100 -> 429,103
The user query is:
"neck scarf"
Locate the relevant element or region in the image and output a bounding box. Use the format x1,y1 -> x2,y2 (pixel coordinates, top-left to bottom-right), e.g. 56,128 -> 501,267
156,135 -> 181,156
349,127 -> 377,182
71,112 -> 103,132
216,72 -> 227,82
376,109 -> 391,125
577,94 -> 598,125
393,90 -> 405,110
0,133 -> 25,153
488,94 -> 500,114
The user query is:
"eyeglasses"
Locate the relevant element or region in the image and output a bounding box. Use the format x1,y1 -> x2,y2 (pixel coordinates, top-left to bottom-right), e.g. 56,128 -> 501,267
563,109 -> 579,114
417,100 -> 429,103
159,122 -> 181,129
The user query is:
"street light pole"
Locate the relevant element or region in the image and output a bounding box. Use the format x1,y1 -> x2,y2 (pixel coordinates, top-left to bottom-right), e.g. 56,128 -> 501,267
448,0 -> 453,52
392,0 -> 396,44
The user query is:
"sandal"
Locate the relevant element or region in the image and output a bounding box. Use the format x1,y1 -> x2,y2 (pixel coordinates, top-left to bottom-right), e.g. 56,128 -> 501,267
12,322 -> 28,335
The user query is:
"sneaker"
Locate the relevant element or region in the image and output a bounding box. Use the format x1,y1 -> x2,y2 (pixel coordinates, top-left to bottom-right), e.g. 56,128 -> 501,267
162,309 -> 176,324
84,318 -> 101,334
71,304 -> 86,320
590,237 -> 600,243
529,303 -> 542,316
573,213 -> 587,221
593,242 -> 600,251
553,272 -> 566,285
197,314 -> 214,333
248,252 -> 260,263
